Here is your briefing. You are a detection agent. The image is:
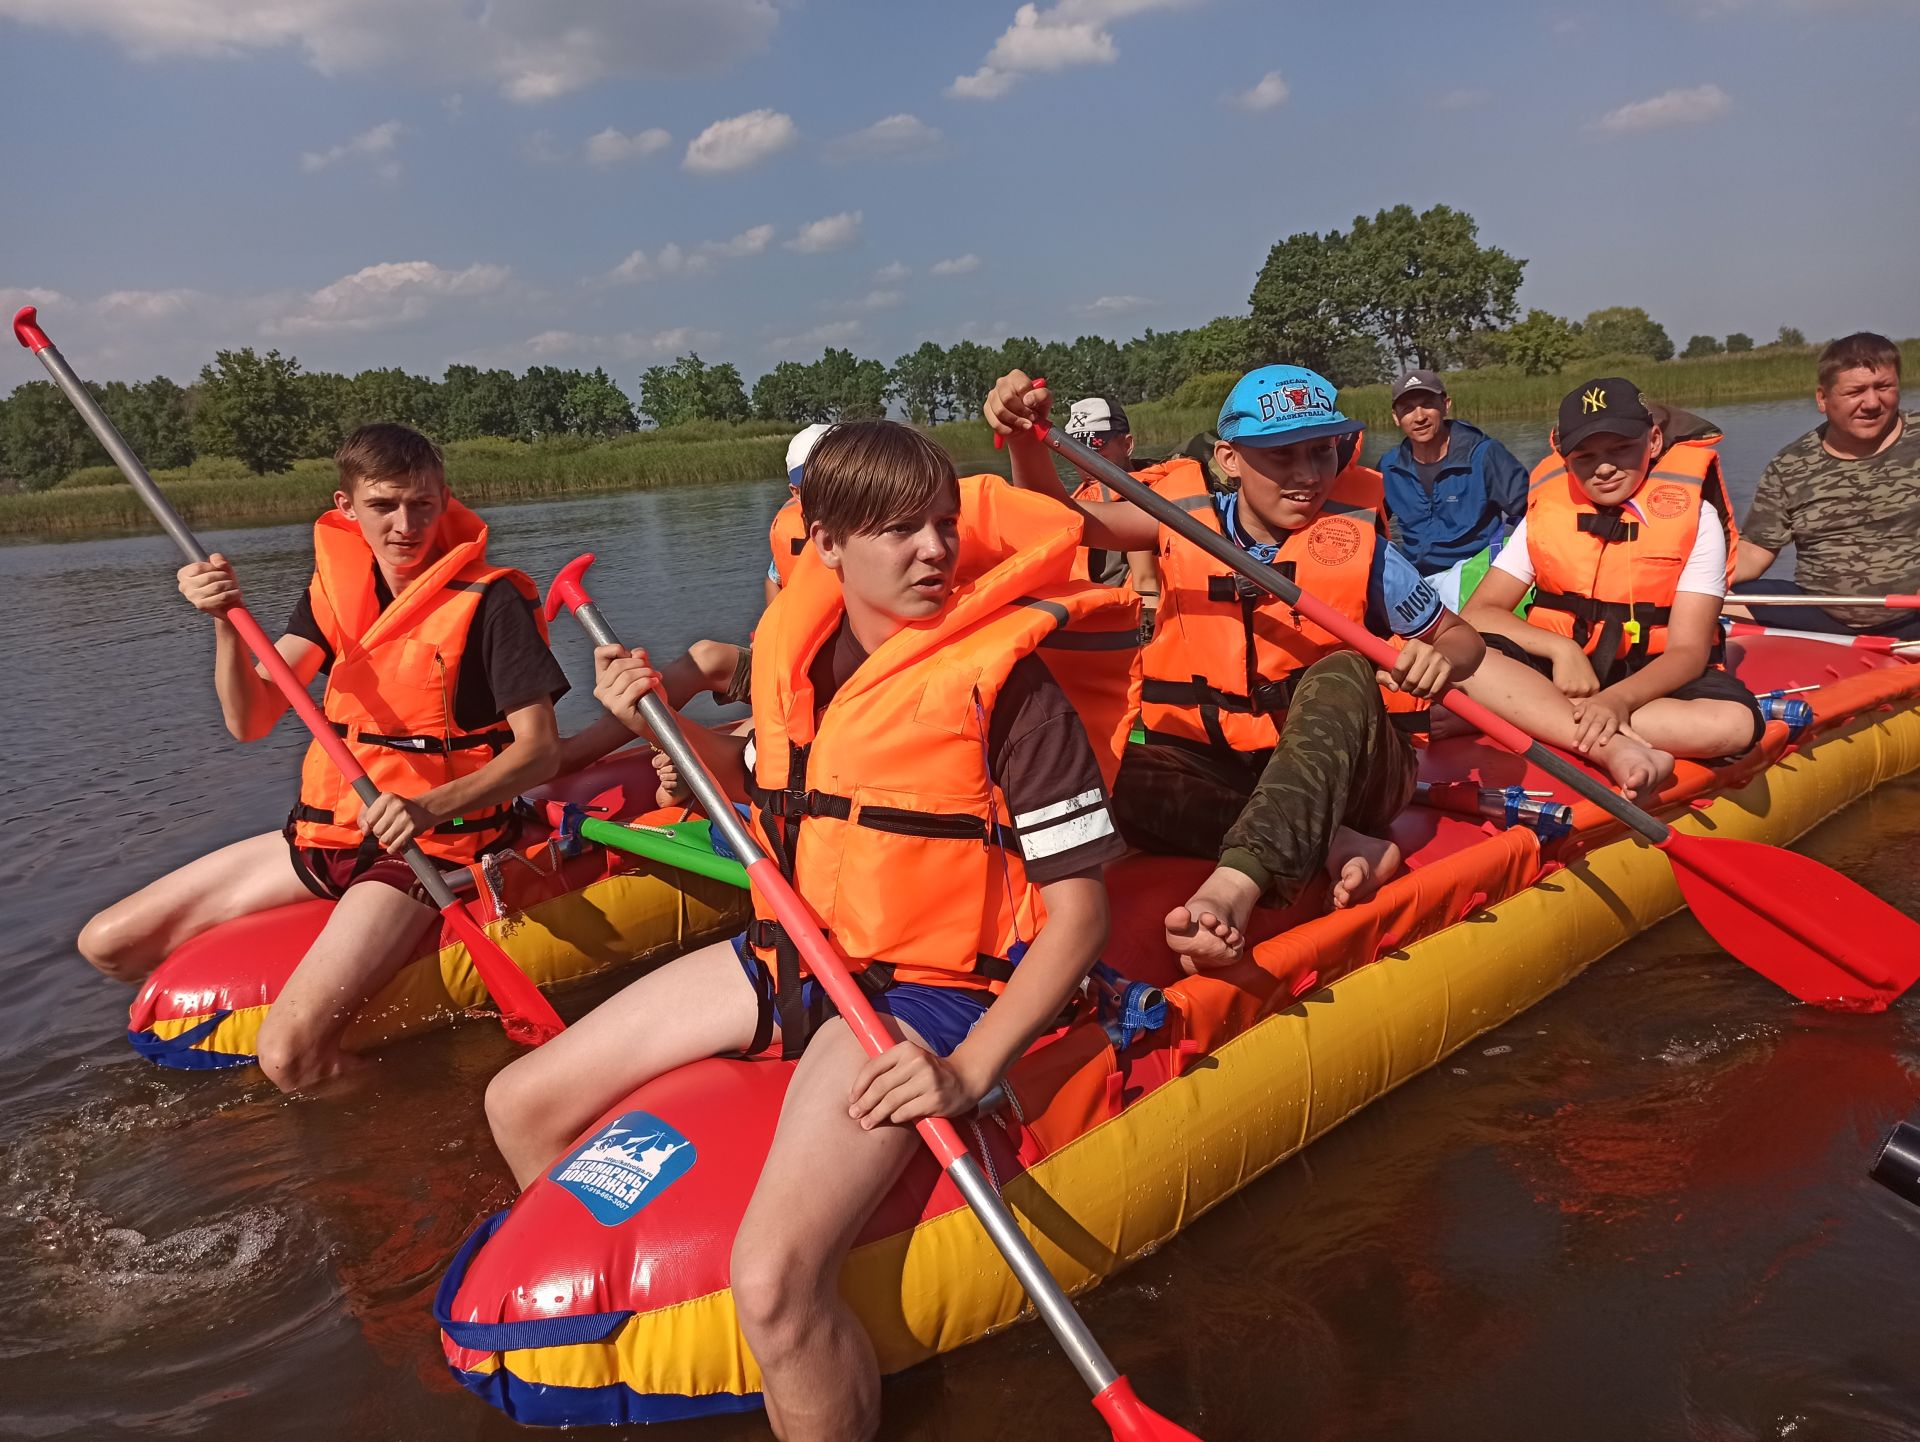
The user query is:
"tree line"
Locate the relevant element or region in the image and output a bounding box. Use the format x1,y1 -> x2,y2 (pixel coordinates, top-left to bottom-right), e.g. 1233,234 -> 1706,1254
0,203 -> 1810,490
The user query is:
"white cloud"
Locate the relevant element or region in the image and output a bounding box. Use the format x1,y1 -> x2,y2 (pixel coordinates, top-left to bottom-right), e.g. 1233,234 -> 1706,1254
300,119 -> 402,177
0,286 -> 70,313
585,125 -> 671,167
0,0 -> 780,102
950,0 -> 1198,100
930,254 -> 982,277
786,211 -> 863,254
767,319 -> 862,353
1230,71 -> 1288,111
839,289 -> 904,312
268,260 -> 510,335
1076,294 -> 1152,318
526,325 -> 716,361
827,113 -> 942,161
683,108 -> 797,174
94,288 -> 200,321
1590,82 -> 1732,133
605,224 -> 775,283
874,261 -> 911,283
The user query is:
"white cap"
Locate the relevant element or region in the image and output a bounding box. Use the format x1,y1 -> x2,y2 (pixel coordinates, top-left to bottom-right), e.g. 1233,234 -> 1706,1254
785,423 -> 833,487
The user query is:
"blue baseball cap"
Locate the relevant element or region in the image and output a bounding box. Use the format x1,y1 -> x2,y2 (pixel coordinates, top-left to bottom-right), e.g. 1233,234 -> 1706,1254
1218,365 -> 1364,448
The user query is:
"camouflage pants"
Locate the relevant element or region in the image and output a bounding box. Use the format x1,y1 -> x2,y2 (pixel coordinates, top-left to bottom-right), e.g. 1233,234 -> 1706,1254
1112,651 -> 1418,907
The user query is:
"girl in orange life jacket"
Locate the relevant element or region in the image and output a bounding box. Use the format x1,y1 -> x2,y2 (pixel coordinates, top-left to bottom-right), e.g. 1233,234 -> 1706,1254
1461,378 -> 1765,798
76,425 -> 564,1095
483,421 -> 1123,1442
986,366 -> 1486,973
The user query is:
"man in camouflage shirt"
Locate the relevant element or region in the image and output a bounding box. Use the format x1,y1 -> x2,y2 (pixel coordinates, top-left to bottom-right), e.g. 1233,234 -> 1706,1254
1735,332 -> 1920,636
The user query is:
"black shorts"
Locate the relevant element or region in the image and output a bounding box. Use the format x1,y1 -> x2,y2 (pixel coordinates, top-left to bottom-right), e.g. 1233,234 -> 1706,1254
1483,634 -> 1766,754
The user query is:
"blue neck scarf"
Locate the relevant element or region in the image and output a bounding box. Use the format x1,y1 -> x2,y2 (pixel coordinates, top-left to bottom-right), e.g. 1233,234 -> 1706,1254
1215,492 -> 1281,565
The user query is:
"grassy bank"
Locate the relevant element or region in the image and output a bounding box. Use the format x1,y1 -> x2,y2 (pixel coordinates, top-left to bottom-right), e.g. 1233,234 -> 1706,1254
7,343 -> 1910,543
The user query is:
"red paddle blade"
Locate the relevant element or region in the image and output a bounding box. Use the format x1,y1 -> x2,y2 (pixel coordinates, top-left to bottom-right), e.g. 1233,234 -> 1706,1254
439,903 -> 566,1045
1662,832 -> 1920,1012
1092,1377 -> 1205,1442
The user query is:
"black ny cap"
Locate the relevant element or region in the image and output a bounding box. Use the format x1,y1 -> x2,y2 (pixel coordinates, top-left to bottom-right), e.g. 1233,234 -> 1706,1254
1556,377 -> 1653,452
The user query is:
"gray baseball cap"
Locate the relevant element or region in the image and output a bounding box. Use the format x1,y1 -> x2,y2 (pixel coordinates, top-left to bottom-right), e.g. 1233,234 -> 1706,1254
1391,368 -> 1447,402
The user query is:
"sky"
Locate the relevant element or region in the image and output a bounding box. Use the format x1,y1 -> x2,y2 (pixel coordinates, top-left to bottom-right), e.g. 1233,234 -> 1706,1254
2,0 -> 1917,394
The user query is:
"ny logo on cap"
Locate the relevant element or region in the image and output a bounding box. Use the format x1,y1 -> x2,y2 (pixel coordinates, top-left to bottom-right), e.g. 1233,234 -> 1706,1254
1582,387 -> 1608,413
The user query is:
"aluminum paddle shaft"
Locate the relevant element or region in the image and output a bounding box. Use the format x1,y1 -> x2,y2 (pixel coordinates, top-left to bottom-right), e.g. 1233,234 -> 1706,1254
544,553 -> 1202,1442
14,305 -> 563,1044
1032,420 -> 1920,1011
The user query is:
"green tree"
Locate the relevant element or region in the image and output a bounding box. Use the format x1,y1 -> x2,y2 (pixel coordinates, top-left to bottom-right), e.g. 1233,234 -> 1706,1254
515,367 -> 576,441
891,341 -> 957,424
812,348 -> 890,421
1725,332 -> 1754,354
1501,309 -> 1580,376
752,360 -> 821,424
350,368 -> 443,434
1776,326 -> 1806,348
0,379 -> 105,489
96,377 -> 195,470
298,371 -> 356,456
1345,203 -> 1525,370
1119,328 -> 1185,400
1247,229 -> 1370,381
195,347 -> 308,474
945,341 -> 1003,418
1580,307 -> 1675,362
1683,333 -> 1724,359
563,368 -> 636,438
1170,316 -> 1252,384
442,364 -> 521,440
637,353 -> 751,427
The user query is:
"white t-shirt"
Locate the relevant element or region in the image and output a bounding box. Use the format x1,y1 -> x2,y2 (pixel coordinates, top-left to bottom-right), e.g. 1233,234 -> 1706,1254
1493,499 -> 1728,599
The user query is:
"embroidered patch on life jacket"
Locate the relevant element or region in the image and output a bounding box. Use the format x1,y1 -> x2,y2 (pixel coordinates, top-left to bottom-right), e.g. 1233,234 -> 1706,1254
1307,517 -> 1364,566
1645,484 -> 1692,519
548,1110 -> 697,1226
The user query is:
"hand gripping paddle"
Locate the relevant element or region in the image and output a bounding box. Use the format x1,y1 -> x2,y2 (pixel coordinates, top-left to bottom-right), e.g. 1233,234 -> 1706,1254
544,553 -> 1203,1442
15,306 -> 563,1046
1028,418 -> 1920,1013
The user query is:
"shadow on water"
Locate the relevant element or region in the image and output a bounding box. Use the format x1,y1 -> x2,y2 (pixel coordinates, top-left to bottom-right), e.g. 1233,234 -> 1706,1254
3,400 -> 1917,1439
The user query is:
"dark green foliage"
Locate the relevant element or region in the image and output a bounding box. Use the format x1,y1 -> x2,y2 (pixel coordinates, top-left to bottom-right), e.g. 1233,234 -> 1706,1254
1683,334 -> 1725,359
1580,307 -> 1676,363
564,368 -> 636,438
751,348 -> 889,423
441,364 -> 521,441
194,348 -> 308,475
0,380 -> 107,490
637,353 -> 751,427
1777,326 -> 1807,348
1725,333 -> 1753,354
1345,204 -> 1525,370
1501,309 -> 1581,376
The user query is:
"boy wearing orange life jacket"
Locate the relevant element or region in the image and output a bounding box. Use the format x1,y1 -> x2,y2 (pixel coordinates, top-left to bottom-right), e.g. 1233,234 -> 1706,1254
1461,378 -> 1764,793
485,421 -> 1126,1442
77,425 -> 565,1093
987,366 -> 1487,971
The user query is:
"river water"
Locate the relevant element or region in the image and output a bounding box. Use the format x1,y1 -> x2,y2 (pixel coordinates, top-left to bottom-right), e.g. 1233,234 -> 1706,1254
1,398 -> 1915,1440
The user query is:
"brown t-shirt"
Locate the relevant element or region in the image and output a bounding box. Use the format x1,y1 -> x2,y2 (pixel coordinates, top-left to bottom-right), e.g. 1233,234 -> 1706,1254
804,618 -> 1126,884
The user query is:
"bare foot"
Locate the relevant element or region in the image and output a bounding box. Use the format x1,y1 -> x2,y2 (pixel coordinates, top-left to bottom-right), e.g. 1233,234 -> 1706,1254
1165,866 -> 1262,973
1325,825 -> 1402,909
1598,735 -> 1674,801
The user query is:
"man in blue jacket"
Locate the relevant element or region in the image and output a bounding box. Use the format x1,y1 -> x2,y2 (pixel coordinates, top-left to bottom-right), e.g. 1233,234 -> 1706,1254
1378,369 -> 1529,609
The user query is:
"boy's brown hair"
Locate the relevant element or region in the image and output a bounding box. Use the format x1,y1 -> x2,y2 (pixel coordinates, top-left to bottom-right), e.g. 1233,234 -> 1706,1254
335,423 -> 445,494
1817,332 -> 1902,391
800,420 -> 958,540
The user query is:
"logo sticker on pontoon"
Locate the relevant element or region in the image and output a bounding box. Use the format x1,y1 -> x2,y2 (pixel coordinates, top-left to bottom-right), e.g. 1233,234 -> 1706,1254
549,1110 -> 697,1226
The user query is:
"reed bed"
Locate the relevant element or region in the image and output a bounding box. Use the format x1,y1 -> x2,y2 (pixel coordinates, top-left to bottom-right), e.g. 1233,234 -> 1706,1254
8,343 -> 1911,542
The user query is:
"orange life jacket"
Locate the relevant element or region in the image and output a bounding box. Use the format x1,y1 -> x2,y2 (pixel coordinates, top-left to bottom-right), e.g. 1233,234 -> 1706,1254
768,494 -> 807,588
745,474 -> 1137,1034
1138,463 -> 1427,754
1524,438 -> 1736,667
289,501 -> 543,863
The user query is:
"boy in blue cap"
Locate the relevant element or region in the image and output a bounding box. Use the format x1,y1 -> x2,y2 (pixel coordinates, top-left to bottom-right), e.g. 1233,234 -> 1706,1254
987,366 -> 1485,967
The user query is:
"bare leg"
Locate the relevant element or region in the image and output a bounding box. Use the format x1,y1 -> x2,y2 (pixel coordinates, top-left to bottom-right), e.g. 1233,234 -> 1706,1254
1461,652 -> 1675,799
254,881 -> 438,1093
729,1018 -> 923,1442
78,831 -> 315,982
1626,698 -> 1760,760
485,939 -> 761,1186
